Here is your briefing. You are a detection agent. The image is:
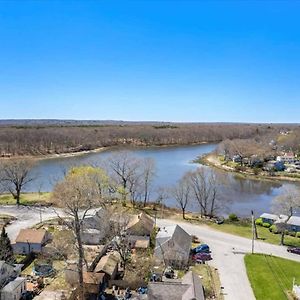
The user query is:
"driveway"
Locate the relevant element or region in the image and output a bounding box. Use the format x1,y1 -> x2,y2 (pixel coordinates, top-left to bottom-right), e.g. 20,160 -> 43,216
157,219 -> 300,300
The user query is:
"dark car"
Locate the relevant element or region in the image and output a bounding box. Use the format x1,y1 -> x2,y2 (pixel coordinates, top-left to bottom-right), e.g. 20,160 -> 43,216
192,244 -> 210,254
287,247 -> 300,255
193,252 -> 212,262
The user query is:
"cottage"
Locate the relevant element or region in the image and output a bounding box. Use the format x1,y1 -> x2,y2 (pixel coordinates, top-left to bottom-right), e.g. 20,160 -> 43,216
94,252 -> 120,280
287,216 -> 300,232
154,225 -> 191,268
13,229 -> 50,254
0,277 -> 26,300
259,213 -> 279,225
147,271 -> 204,300
127,213 -> 154,237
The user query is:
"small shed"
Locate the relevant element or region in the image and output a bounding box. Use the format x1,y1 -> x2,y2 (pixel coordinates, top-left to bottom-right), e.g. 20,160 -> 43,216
94,252 -> 120,280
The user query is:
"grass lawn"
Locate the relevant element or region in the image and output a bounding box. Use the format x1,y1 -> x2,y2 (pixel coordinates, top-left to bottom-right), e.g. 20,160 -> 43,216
209,222 -> 300,247
245,253 -> 300,300
0,192 -> 51,206
192,264 -> 224,300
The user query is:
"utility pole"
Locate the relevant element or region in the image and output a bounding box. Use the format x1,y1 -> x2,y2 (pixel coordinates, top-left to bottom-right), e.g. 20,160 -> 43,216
251,210 -> 255,254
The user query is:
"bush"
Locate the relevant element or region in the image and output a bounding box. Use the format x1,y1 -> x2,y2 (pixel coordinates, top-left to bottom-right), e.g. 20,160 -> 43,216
262,222 -> 271,228
296,232 -> 300,238
235,165 -> 246,172
269,225 -> 279,234
288,231 -> 296,237
255,218 -> 263,226
228,213 -> 239,222
253,167 -> 261,175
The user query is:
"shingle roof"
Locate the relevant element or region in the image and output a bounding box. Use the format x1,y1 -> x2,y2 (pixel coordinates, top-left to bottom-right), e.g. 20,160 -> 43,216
127,213 -> 154,234
83,271 -> 105,285
94,252 -> 120,276
1,277 -> 26,292
287,216 -> 300,226
260,213 -> 279,221
15,229 -> 47,244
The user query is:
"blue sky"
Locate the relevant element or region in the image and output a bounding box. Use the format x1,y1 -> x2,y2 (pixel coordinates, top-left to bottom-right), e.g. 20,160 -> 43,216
0,1 -> 299,122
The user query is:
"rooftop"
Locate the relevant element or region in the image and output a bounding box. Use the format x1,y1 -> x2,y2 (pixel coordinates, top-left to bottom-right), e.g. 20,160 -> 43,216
15,228 -> 47,244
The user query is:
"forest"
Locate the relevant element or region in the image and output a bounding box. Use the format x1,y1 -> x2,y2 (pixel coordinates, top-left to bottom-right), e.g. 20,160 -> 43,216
0,121 -> 298,157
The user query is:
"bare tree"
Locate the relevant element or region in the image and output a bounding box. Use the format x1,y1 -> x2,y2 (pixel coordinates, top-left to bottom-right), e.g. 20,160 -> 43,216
272,187 -> 300,245
107,152 -> 140,201
0,158 -> 35,205
109,213 -> 132,272
187,168 -> 219,218
51,166 -> 108,300
141,158 -> 156,207
172,176 -> 191,219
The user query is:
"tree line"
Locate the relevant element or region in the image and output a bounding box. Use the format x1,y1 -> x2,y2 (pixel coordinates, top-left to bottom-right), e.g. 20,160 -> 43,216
0,123 -> 283,156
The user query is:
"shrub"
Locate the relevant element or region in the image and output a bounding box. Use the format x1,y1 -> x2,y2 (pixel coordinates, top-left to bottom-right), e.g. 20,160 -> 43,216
288,231 -> 296,237
262,222 -> 271,228
269,225 -> 279,234
255,218 -> 263,226
253,167 -> 261,175
296,232 -> 300,238
228,213 -> 239,222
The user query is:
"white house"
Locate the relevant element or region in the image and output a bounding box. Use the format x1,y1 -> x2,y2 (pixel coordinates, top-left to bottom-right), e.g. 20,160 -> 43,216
154,225 -> 191,268
0,277 -> 26,300
13,229 -> 51,254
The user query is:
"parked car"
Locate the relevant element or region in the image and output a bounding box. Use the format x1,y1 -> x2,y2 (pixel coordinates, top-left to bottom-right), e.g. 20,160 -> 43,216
287,247 -> 300,255
215,217 -> 224,225
193,252 -> 212,262
192,244 -> 210,254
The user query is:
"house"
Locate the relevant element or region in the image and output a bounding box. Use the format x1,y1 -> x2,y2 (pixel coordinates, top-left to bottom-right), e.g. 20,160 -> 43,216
94,252 -> 120,280
83,245 -> 107,271
147,271 -> 205,300
81,209 -> 110,245
127,213 -> 155,237
263,160 -> 285,172
259,213 -> 279,225
13,229 -> 51,254
287,216 -> 300,232
0,277 -> 26,300
0,261 -> 15,288
232,155 -> 242,163
127,235 -> 150,250
154,225 -> 191,268
82,272 -> 106,296
277,152 -> 295,164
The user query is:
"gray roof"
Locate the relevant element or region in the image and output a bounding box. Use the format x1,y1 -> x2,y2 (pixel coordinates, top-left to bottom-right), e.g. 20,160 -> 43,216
148,282 -> 190,300
287,216 -> 300,226
1,277 -> 26,292
260,213 -> 279,221
155,225 -> 191,254
147,271 -> 204,300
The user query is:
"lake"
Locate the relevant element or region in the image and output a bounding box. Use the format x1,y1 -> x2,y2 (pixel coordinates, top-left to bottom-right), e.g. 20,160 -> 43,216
26,143 -> 298,217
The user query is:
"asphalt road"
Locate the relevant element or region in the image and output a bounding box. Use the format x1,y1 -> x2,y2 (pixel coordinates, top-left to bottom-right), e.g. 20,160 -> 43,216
1,205 -> 300,300
157,219 -> 300,300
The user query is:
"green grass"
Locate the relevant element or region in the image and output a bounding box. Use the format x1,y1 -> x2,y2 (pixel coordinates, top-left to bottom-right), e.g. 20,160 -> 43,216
245,253 -> 300,300
210,221 -> 300,247
0,192 -> 51,206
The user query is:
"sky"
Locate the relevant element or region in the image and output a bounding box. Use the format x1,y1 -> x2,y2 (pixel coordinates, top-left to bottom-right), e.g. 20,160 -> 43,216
0,0 -> 300,123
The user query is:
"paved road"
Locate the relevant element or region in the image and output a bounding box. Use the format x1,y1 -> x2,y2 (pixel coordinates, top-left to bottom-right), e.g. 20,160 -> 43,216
1,205 -> 300,300
157,219 -> 300,300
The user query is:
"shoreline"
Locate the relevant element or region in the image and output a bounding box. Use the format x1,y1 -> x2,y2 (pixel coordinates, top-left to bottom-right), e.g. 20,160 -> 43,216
1,141 -> 213,161
199,153 -> 300,183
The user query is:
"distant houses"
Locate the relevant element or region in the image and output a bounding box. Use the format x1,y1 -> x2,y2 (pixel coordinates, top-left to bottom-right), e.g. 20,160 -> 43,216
259,213 -> 300,232
0,277 -> 26,300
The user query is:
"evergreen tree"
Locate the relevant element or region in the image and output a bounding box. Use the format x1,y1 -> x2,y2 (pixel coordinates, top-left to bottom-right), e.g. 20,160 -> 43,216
0,227 -> 14,263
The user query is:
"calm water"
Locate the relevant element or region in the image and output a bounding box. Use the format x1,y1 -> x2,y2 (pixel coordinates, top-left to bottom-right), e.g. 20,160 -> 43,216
26,143 -> 298,217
